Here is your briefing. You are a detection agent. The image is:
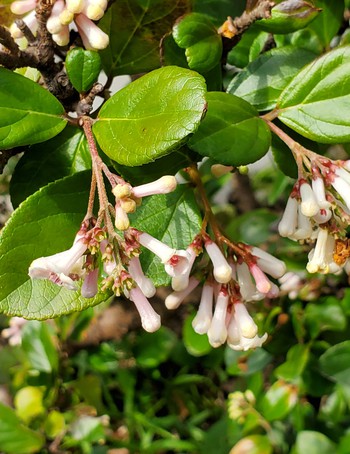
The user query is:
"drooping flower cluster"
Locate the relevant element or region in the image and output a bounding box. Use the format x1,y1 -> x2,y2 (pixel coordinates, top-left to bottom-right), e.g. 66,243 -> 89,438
10,0 -> 109,49
278,153 -> 350,275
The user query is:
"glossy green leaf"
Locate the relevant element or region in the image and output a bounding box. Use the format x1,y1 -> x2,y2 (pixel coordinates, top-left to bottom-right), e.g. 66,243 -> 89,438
99,0 -> 191,76
189,92 -> 271,166
66,47 -> 101,93
160,34 -> 189,68
227,27 -> 269,68
293,431 -> 336,454
260,380 -> 298,421
309,0 -> 344,47
94,66 -> 207,166
277,46 -> 350,143
319,341 -> 350,387
227,46 -> 316,111
257,0 -> 320,34
130,185 -> 202,286
21,321 -> 58,372
0,172 -> 109,320
0,402 -> 44,454
10,125 -> 91,209
0,67 -> 67,149
305,297 -> 347,339
173,13 -> 222,73
183,313 -> 212,357
230,435 -> 273,454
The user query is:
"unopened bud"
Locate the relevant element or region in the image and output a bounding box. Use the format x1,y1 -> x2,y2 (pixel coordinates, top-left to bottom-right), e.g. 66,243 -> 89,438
112,184 -> 132,199
120,198 -> 137,214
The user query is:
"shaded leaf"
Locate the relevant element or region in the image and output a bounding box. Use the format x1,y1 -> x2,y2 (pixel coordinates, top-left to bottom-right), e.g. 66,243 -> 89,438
189,92 -> 271,166
319,340 -> 350,387
134,327 -> 177,368
0,68 -> 67,149
66,47 -> 101,93
293,431 -> 336,454
183,312 -> 212,357
230,435 -> 273,454
94,66 -> 207,166
305,297 -> 347,339
309,0 -> 344,47
260,380 -> 298,421
10,125 -> 91,209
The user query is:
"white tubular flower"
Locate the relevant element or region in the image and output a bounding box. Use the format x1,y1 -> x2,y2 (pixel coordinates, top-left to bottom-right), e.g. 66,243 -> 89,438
128,257 -> 156,298
52,26 -> 70,47
300,181 -> 319,217
293,205 -> 313,240
138,232 -> 190,278
204,240 -> 232,284
59,8 -> 75,25
132,176 -> 177,198
171,247 -> 197,291
251,247 -> 286,279
331,175 -> 350,211
278,196 -> 298,238
228,332 -> 268,351
81,268 -> 99,299
129,286 -> 161,333
28,234 -> 87,290
236,262 -> 263,301
47,0 -> 66,34
11,10 -> 37,39
335,167 -> 350,186
207,288 -> 229,348
306,228 -> 333,273
65,0 -> 84,14
75,13 -> 109,50
10,0 -> 36,15
312,177 -> 330,209
165,276 -> 200,310
312,208 -> 332,225
192,283 -> 214,334
234,302 -> 258,338
249,264 -> 271,294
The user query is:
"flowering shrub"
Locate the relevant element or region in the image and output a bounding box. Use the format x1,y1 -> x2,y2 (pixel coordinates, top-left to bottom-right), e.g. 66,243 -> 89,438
1,0 -> 350,452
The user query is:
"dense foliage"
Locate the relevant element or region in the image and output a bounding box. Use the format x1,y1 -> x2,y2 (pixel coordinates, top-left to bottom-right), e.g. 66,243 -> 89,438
1,0 -> 350,452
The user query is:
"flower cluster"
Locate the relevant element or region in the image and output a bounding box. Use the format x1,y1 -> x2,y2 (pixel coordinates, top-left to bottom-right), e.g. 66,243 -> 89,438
10,0 -> 109,49
278,153 -> 350,275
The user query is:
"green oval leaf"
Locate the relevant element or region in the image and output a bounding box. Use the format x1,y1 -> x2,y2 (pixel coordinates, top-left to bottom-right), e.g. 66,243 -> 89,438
293,431 -> 336,454
0,402 -> 44,454
189,92 -> 271,166
319,340 -> 350,387
260,380 -> 298,421
0,67 -> 67,149
173,13 -> 222,73
10,125 -> 91,209
227,46 -> 316,111
230,435 -> 273,454
277,45 -> 350,143
0,172 -> 109,320
129,185 -> 202,286
66,47 -> 101,93
93,66 -> 207,166
309,0 -> 344,47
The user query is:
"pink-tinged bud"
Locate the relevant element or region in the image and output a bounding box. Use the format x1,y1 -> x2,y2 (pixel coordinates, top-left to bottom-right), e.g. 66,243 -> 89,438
211,164 -> 233,178
207,288 -> 229,348
331,175 -> 350,211
313,208 -> 332,224
1,317 -> 27,346
52,26 -> 70,47
192,283 -> 214,334
66,0 -> 84,14
128,257 -> 156,298
47,0 -> 65,33
11,0 -> 36,15
129,286 -> 161,332
75,13 -> 109,50
165,276 -> 200,310
300,181 -> 319,217
138,232 -> 175,263
251,247 -> 286,279
205,240 -> 232,284
81,268 -> 99,298
234,302 -> 258,338
278,196 -> 298,237
249,264 -> 271,294
132,176 -> 177,198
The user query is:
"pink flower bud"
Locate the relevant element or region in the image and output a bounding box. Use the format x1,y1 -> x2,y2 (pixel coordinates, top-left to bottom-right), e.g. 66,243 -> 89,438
205,240 -> 232,284
165,276 -> 200,310
75,13 -> 109,50
11,0 -> 36,15
81,268 -> 99,298
192,283 -> 214,334
129,287 -> 161,333
128,257 -> 156,298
